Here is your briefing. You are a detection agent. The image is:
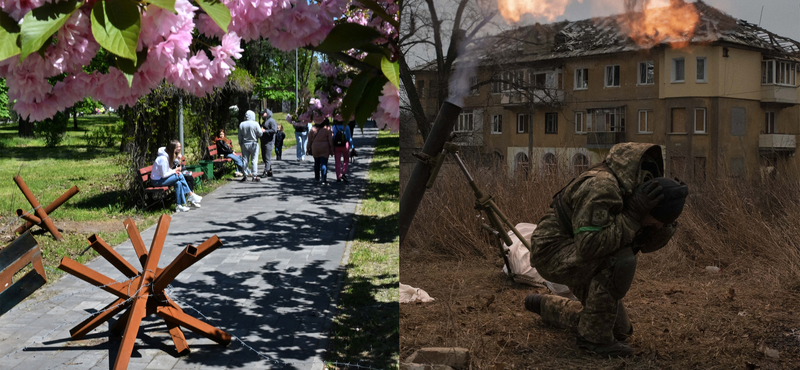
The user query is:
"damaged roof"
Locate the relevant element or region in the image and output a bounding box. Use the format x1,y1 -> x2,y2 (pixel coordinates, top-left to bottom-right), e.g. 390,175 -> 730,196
453,0 -> 800,67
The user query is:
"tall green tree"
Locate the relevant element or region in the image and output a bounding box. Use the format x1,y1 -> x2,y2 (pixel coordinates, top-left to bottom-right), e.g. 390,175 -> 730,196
0,78 -> 9,121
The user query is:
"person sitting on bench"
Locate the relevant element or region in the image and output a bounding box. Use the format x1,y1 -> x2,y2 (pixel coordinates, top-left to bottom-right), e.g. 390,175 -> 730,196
151,140 -> 202,212
216,129 -> 245,177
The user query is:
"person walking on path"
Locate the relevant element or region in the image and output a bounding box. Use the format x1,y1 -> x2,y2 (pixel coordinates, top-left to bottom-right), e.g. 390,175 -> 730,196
290,114 -> 310,161
332,120 -> 354,183
151,140 -> 202,212
524,142 -> 688,357
260,109 -> 277,178
238,110 -> 264,182
307,118 -> 334,185
216,129 -> 245,177
275,124 -> 286,160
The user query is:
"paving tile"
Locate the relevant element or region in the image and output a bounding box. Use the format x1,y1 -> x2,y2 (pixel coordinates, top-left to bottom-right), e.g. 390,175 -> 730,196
0,128 -> 380,369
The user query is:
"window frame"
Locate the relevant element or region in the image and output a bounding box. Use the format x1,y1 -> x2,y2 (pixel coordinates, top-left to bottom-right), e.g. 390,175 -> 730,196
671,57 -> 685,83
761,60 -> 796,86
491,114 -> 503,134
544,112 -> 558,134
604,65 -> 620,87
574,68 -> 588,90
516,113 -> 529,134
575,111 -> 585,134
694,107 -> 707,134
637,61 -> 654,85
454,109 -> 474,133
696,57 -> 707,83
417,79 -> 426,98
638,109 -> 652,134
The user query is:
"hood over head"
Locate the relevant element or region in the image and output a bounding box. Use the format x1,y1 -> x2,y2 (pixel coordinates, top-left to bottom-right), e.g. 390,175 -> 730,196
263,109 -> 273,119
604,142 -> 664,196
245,110 -> 256,122
157,147 -> 168,157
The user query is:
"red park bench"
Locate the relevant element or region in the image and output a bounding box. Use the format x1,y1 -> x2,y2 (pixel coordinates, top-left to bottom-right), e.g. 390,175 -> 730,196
136,158 -> 204,209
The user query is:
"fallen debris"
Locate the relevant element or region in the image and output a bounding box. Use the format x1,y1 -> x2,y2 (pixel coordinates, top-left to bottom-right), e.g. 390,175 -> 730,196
405,347 -> 470,369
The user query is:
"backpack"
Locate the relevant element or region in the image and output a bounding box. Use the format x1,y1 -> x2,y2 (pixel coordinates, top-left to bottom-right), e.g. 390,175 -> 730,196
333,126 -> 347,147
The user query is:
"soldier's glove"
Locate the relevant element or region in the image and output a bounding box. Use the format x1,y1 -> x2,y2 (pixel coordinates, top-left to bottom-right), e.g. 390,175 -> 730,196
625,179 -> 664,221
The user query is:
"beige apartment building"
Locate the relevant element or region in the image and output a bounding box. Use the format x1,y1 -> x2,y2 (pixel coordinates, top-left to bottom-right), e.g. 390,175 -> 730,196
411,1 -> 800,181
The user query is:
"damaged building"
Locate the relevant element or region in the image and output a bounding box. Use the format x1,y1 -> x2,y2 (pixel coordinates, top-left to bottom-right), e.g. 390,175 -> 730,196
411,0 -> 800,181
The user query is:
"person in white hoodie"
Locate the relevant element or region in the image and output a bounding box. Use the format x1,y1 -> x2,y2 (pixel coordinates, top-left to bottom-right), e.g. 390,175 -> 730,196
238,110 -> 264,181
151,140 -> 202,212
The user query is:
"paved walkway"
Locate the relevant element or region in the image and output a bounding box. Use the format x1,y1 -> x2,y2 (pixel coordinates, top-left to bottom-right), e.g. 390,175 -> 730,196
0,126 -> 379,369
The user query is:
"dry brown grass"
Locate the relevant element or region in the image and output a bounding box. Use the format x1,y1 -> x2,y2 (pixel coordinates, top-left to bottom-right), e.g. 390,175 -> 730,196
400,156 -> 800,369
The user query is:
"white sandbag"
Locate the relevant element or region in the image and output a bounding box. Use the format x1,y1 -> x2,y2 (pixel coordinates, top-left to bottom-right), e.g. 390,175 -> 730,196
503,223 -> 577,300
400,283 -> 435,303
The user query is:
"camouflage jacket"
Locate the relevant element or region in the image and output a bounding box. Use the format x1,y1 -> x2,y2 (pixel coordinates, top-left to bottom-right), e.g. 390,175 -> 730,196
531,143 -> 676,268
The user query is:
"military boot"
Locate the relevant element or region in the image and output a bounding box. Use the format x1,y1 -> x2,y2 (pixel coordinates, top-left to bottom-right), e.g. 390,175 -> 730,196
524,294 -> 543,315
576,337 -> 633,358
613,303 -> 633,342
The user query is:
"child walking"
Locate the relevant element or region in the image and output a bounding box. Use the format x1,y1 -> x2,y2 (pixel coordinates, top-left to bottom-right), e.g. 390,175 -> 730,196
275,124 -> 286,160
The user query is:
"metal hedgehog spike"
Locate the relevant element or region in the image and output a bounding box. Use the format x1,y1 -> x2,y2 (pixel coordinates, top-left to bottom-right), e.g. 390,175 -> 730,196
58,214 -> 231,370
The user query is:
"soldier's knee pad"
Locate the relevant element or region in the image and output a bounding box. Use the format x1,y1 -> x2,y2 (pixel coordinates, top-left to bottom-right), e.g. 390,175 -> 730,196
600,247 -> 637,300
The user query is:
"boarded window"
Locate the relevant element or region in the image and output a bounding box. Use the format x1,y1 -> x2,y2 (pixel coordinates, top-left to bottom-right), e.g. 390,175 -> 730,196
671,108 -> 686,133
731,107 -> 746,136
694,157 -> 706,181
671,156 -> 686,179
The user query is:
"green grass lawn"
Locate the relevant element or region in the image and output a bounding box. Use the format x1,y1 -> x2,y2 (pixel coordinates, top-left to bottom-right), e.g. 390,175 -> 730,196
326,131 -> 399,369
0,115 -> 229,280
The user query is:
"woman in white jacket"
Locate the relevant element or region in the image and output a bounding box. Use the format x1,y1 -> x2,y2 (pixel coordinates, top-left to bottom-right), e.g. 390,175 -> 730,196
151,140 -> 202,212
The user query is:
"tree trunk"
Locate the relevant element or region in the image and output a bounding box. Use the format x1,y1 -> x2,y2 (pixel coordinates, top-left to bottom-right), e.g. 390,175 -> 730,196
18,116 -> 34,137
72,107 -> 78,129
237,93 -> 250,123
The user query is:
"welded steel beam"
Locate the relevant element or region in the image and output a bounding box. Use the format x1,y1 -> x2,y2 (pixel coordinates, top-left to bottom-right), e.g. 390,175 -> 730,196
57,215 -> 232,369
14,185 -> 78,235
69,297 -> 129,339
0,231 -> 47,316
123,218 -> 148,268
13,176 -> 62,240
87,235 -> 139,278
153,236 -> 221,292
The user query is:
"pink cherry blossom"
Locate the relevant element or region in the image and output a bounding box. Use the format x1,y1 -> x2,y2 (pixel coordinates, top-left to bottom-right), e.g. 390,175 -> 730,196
374,81 -> 399,132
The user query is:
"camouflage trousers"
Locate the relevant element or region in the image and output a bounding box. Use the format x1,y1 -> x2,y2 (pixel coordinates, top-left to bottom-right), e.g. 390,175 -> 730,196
539,268 -> 631,344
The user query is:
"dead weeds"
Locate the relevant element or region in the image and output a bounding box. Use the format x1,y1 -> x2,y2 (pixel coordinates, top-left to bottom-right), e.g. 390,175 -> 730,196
400,248 -> 800,370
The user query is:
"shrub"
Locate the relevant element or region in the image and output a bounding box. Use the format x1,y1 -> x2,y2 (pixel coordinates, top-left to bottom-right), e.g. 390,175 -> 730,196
34,111 -> 68,147
86,123 -> 122,148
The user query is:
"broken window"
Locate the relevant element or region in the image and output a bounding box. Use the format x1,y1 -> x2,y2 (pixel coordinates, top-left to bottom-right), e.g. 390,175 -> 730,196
455,110 -> 474,132
492,114 -> 503,134
588,107 -> 625,132
638,62 -> 654,85
762,60 -> 796,86
545,113 -> 558,134
605,65 -> 620,87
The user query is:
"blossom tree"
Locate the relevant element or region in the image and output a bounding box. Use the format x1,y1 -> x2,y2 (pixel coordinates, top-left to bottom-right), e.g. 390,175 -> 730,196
0,0 -> 398,130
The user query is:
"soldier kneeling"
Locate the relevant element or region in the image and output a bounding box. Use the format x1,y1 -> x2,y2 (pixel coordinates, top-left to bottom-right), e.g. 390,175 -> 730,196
525,143 -> 689,357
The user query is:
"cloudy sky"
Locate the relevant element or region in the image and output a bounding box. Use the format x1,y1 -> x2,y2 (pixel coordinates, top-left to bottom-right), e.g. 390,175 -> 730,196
516,0 -> 800,41
405,0 -> 800,68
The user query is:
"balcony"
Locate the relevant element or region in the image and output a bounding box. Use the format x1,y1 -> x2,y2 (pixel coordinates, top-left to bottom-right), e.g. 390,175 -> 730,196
501,89 -> 564,107
759,134 -> 796,153
761,84 -> 798,105
586,131 -> 626,149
